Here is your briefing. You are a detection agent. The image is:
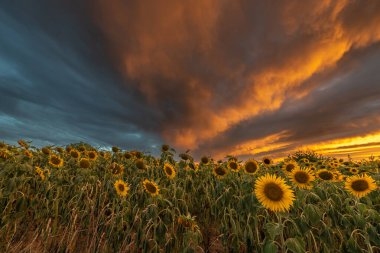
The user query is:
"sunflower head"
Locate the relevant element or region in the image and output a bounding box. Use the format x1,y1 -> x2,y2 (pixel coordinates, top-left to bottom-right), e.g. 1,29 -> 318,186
143,179 -> 160,196
290,168 -> 315,189
345,174 -> 377,198
200,156 -> 209,165
70,149 -> 80,159
87,150 -> 98,160
135,159 -> 146,170
179,153 -> 190,161
213,166 -> 228,179
24,150 -> 33,158
244,159 -> 259,175
254,174 -> 295,212
55,147 -> 64,153
161,144 -> 170,152
35,166 -> 45,181
163,163 -> 176,179
42,147 -> 51,155
65,146 -> 73,153
108,162 -> 124,176
282,161 -> 298,174
123,152 -> 132,159
316,169 -> 334,181
111,146 -> 119,153
78,145 -> 86,152
114,180 -> 129,197
79,158 -> 91,168
262,157 -> 273,166
49,155 -> 63,167
349,167 -> 359,175
18,139 -> 29,149
227,160 -> 240,172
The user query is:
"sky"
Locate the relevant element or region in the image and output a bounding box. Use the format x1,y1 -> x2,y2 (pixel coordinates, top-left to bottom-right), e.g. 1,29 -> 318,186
1,0 -> 380,160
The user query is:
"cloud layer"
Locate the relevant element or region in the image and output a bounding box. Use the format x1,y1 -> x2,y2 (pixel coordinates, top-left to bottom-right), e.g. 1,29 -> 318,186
1,0 -> 380,159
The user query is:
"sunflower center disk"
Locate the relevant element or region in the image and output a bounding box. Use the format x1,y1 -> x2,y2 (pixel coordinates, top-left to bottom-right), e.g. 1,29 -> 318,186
215,167 -> 226,176
351,180 -> 369,192
286,164 -> 295,172
118,184 -> 125,191
230,162 -> 238,170
245,163 -> 257,173
294,172 -> 309,184
319,171 -> 333,180
146,183 -> 157,193
165,167 -> 173,175
264,182 -> 284,201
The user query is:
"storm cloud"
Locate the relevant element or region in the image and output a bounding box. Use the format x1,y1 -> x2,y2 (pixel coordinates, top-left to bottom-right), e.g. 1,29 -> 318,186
1,0 -> 380,159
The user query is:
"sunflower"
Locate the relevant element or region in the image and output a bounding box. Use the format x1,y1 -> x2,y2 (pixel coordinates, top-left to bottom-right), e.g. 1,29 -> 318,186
316,169 -> 334,181
135,159 -> 146,170
49,155 -> 63,167
290,168 -> 315,189
78,145 -> 86,152
70,149 -> 80,159
42,147 -> 51,155
282,161 -> 298,174
349,167 -> 359,175
200,156 -> 210,165
213,166 -> 228,179
227,160 -> 240,172
345,174 -> 377,198
163,163 -> 176,179
114,180 -> 129,197
55,147 -> 64,153
79,158 -> 91,168
161,144 -> 170,152
18,139 -> 29,148
187,162 -> 199,171
333,171 -> 343,181
143,179 -> 160,196
87,150 -> 98,160
35,166 -> 45,181
65,146 -> 73,153
254,174 -> 295,212
244,159 -> 259,175
262,157 -> 273,167
108,162 -> 124,176
0,149 -> 11,159
24,150 -> 33,158
123,152 -> 132,159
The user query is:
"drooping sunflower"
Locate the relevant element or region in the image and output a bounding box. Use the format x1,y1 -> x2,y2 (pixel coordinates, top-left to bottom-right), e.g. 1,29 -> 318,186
290,168 -> 315,189
345,174 -> 377,198
163,163 -> 176,179
282,161 -> 298,174
187,162 -> 199,171
79,158 -> 91,168
262,157 -> 273,167
143,179 -> 160,196
18,139 -> 29,149
244,159 -> 259,175
227,160 -> 240,172
42,147 -> 51,155
108,162 -> 124,176
49,155 -> 63,167
114,180 -> 130,197
123,151 -> 132,159
24,150 -> 33,158
87,150 -> 98,160
213,166 -> 228,179
254,174 -> 295,212
316,169 -> 334,181
135,159 -> 146,170
70,149 -> 80,159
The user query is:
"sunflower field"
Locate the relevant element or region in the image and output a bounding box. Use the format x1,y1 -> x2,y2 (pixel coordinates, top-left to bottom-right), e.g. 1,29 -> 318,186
0,140 -> 379,253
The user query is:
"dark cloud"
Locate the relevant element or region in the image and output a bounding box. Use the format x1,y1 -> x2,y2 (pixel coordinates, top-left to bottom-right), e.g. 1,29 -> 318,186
0,1 -> 162,151
1,0 -> 380,159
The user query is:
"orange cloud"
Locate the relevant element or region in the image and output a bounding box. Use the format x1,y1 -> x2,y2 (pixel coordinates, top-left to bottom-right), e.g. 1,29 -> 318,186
92,0 -> 380,154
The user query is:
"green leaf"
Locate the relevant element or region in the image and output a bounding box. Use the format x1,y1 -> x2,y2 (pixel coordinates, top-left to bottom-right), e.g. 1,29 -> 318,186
285,237 -> 305,253
263,240 -> 278,253
265,222 -> 282,239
